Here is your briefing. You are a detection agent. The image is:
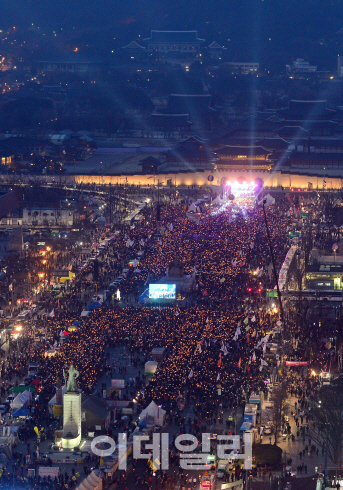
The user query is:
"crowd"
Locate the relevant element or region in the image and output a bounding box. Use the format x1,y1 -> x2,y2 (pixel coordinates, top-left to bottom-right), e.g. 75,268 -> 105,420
1,191 -> 340,489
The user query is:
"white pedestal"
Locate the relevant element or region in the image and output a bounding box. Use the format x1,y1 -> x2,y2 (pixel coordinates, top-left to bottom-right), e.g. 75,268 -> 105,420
62,392 -> 81,449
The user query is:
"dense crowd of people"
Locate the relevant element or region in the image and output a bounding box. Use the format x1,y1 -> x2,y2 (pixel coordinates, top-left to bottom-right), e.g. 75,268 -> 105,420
1,190 -> 341,489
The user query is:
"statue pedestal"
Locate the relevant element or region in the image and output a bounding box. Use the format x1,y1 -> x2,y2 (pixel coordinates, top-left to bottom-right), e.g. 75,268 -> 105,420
62,392 -> 81,449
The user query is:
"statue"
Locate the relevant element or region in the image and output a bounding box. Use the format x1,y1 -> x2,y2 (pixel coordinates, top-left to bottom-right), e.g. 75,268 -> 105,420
63,365 -> 80,393
168,257 -> 184,277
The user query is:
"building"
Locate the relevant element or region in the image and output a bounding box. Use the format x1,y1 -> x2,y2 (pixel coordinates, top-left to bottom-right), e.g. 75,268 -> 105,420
277,100 -> 340,137
143,31 -> 205,53
225,62 -> 259,75
207,41 -> 226,59
164,136 -> 216,168
290,139 -> 343,154
282,151 -> 343,171
139,156 -> 164,174
306,264 -> 343,290
0,137 -> 47,161
22,208 -> 74,227
81,395 -> 110,433
0,149 -> 14,166
39,54 -> 103,74
122,41 -> 146,59
286,58 -> 317,75
213,145 -> 273,171
279,100 -> 336,121
255,137 -> 290,152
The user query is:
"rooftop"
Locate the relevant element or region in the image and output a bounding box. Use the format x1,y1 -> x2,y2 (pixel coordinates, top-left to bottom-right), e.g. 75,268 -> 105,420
280,100 -> 336,120
122,40 -> 145,50
207,41 -> 226,49
214,145 -> 272,157
81,395 -> 110,420
144,30 -> 205,43
307,263 -> 343,273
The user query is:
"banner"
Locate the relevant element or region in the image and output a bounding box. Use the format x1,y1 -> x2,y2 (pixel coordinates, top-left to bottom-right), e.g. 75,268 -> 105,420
39,467 -> 60,478
52,405 -> 63,417
286,361 -> 309,366
111,379 -> 125,388
56,388 -> 62,405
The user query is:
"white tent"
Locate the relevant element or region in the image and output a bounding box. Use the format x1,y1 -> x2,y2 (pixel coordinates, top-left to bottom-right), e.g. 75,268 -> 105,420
212,195 -> 224,205
12,390 -> 31,409
188,203 -> 197,212
81,311 -> 91,317
139,401 -> 166,426
76,470 -> 102,490
144,359 -> 158,375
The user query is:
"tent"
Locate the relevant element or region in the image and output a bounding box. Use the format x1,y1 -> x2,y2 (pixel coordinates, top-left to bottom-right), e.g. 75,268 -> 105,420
81,311 -> 91,317
212,195 -> 224,205
9,385 -> 36,394
75,470 -> 103,490
188,203 -> 197,212
145,359 -> 158,376
89,302 -> 101,311
12,390 -> 31,409
31,379 -> 40,389
139,401 -> 166,427
12,407 -> 30,418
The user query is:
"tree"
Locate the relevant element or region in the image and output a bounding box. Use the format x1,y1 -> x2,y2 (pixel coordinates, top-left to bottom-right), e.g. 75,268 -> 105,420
308,380 -> 343,465
269,381 -> 289,445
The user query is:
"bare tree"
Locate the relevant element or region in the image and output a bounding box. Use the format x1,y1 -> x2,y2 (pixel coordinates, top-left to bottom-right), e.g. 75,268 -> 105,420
308,380 -> 343,465
270,381 -> 289,445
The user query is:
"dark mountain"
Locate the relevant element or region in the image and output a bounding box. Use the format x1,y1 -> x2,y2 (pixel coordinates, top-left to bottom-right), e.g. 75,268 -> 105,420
2,0 -> 343,71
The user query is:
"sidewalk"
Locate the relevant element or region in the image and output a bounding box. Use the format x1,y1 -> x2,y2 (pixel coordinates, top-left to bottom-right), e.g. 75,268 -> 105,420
261,395 -> 327,477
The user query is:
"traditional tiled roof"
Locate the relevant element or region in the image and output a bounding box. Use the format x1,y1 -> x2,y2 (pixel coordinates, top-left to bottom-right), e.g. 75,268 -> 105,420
122,40 -> 145,50
207,41 -> 226,49
214,145 -> 271,157
144,31 -> 205,43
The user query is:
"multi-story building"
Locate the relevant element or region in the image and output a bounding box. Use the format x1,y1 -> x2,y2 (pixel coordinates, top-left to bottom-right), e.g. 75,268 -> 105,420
286,58 -> 317,75
213,145 -> 273,171
225,62 -> 259,75
22,208 -> 74,227
143,31 -> 204,53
